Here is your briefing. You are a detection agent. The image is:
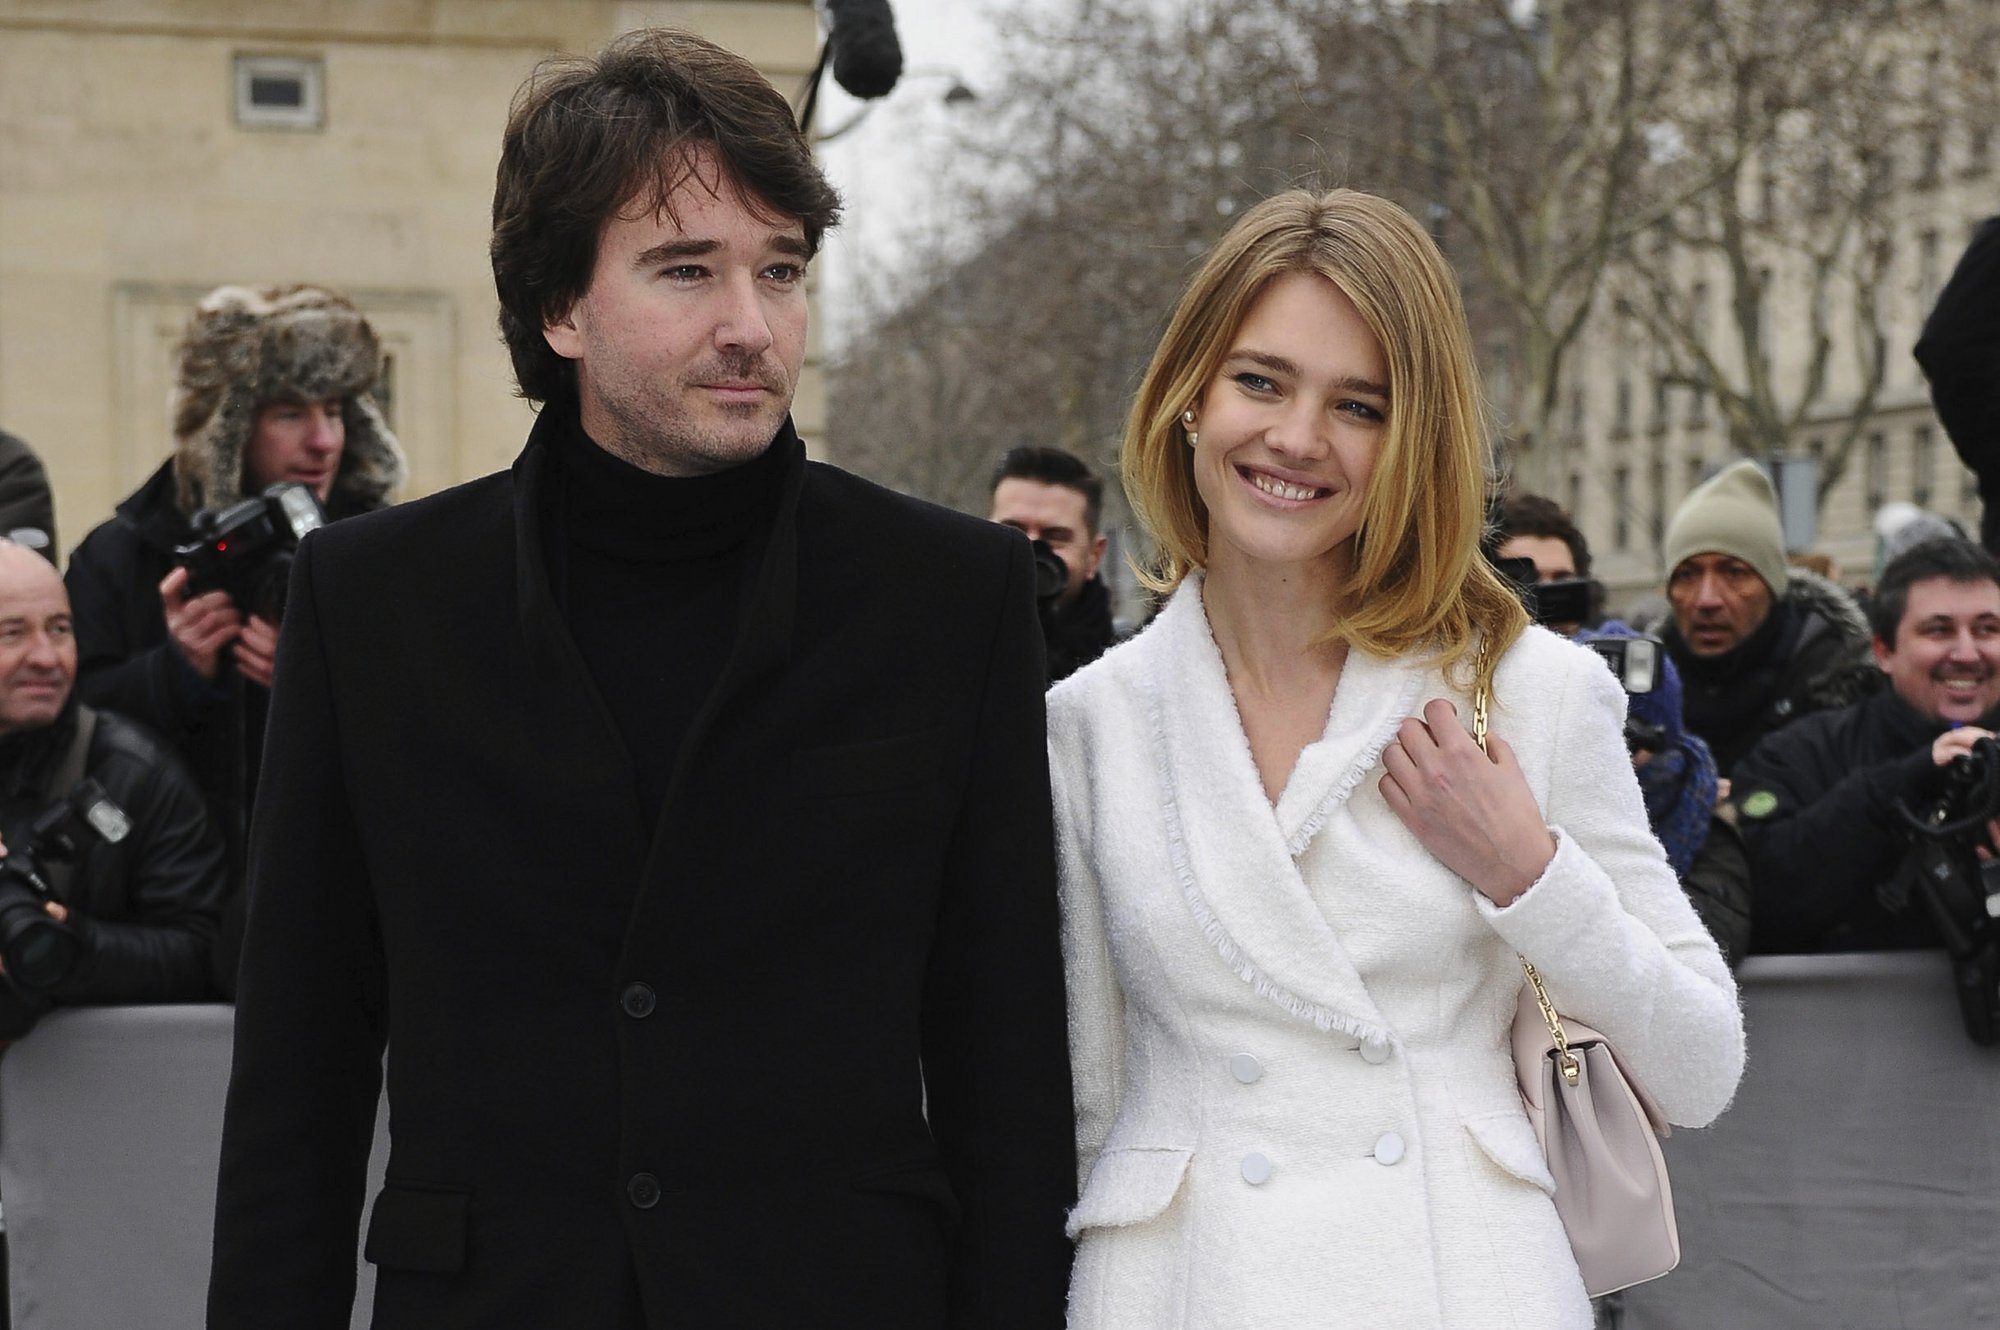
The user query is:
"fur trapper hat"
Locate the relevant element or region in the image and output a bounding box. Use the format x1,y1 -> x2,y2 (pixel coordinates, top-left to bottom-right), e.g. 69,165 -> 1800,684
169,285 -> 407,515
1663,459 -> 1789,599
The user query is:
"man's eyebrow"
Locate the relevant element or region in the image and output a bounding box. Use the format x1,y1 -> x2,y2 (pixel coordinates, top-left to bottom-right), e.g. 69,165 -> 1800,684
632,233 -> 811,268
1224,349 -> 1389,399
633,239 -> 718,267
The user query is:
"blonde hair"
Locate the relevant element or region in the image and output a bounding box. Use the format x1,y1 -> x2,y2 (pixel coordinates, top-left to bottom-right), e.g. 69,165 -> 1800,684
1120,188 -> 1526,693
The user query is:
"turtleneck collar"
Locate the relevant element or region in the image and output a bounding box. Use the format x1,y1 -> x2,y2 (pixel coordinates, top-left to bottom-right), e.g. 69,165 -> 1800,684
552,405 -> 791,563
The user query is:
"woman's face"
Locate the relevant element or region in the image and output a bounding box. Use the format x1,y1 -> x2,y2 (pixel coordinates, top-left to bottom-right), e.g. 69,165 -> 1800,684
1189,271 -> 1391,581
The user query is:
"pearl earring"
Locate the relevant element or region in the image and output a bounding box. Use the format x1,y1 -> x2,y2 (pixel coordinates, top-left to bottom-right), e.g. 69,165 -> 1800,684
1181,408 -> 1198,448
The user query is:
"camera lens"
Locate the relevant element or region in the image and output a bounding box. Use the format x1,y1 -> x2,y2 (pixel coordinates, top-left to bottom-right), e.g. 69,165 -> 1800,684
0,902 -> 81,991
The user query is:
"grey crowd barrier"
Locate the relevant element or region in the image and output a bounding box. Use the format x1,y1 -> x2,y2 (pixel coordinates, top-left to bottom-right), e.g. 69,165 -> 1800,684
1620,950 -> 2000,1329
0,957 -> 1995,1328
0,1003 -> 385,1330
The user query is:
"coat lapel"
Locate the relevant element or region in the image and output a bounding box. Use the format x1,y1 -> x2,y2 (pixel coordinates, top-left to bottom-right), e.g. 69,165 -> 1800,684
1142,578 -> 1418,1046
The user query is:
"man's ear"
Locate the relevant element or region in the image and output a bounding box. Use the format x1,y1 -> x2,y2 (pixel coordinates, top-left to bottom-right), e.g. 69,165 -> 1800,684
543,303 -> 585,361
1872,634 -> 1894,672
1084,532 -> 1109,581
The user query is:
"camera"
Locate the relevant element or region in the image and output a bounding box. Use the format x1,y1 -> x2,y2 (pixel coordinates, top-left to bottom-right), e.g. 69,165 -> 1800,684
173,481 -> 325,624
1028,538 -> 1068,608
0,779 -> 132,993
1489,554 -> 1595,628
1894,735 -> 2000,1043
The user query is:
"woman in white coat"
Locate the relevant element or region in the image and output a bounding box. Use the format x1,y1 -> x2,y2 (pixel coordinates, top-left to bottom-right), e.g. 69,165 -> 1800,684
1051,189 -> 1745,1329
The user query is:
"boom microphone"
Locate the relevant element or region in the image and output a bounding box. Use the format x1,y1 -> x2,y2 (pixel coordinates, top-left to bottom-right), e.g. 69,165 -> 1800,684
823,0 -> 904,100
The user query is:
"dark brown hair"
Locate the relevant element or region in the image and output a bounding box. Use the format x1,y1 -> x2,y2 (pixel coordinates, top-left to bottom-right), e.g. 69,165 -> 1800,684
991,445 -> 1105,534
1496,491 -> 1592,578
490,28 -> 842,403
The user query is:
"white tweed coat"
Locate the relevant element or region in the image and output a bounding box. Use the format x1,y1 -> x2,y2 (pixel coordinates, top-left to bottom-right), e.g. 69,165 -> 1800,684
1050,578 -> 1745,1329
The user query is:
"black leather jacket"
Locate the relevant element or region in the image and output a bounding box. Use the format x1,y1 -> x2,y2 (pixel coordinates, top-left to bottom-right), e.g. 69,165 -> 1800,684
0,704 -> 228,1037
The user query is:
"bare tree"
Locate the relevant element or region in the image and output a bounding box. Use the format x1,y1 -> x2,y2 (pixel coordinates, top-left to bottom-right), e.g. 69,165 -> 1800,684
1611,0 -> 1999,498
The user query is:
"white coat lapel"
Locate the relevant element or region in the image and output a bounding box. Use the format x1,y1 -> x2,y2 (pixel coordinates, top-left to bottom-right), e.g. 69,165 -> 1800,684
1142,579 -> 1411,1046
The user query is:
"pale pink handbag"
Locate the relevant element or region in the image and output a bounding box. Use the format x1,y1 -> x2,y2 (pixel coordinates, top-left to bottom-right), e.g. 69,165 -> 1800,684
1472,656 -> 1681,1296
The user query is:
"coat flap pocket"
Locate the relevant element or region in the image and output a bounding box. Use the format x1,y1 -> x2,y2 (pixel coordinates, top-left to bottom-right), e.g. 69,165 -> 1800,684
363,1181 -> 471,1274
1066,1147 -> 1192,1239
1464,1111 -> 1557,1196
792,727 -> 948,797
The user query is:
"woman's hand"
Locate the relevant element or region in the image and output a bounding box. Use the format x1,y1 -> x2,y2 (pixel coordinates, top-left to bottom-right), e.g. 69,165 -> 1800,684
1380,698 -> 1556,907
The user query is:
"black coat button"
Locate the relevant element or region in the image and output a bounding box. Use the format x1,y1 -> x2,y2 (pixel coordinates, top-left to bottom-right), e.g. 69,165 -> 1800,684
620,982 -> 656,1018
627,1172 -> 661,1209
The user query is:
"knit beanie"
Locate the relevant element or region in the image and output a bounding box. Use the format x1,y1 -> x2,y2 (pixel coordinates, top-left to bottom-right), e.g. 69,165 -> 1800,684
169,284 -> 407,516
1663,460 -> 1788,598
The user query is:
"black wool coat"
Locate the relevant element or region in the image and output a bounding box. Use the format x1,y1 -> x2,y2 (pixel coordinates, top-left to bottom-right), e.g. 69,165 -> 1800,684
207,419 -> 1077,1329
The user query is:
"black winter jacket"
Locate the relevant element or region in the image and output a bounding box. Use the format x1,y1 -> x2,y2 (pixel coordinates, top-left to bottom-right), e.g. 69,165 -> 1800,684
1730,688 -> 1983,953
1662,569 -> 1878,776
64,461 -> 373,859
0,704 -> 228,1037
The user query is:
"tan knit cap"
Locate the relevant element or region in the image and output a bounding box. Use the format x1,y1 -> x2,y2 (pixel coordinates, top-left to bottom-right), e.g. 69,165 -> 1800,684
1664,460 -> 1788,597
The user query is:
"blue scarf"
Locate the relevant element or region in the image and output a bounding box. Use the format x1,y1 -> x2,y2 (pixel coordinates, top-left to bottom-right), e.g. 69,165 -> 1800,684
1634,732 -> 1718,878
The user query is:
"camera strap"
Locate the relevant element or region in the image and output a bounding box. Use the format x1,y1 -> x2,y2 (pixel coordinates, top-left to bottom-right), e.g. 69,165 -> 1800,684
40,705 -> 98,903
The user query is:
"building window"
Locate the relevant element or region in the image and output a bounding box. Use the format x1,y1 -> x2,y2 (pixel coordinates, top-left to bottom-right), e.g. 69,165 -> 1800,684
234,54 -> 325,130
1651,377 -> 1669,431
1969,122 -> 1992,178
1687,454 -> 1706,495
1614,466 -> 1631,551
1913,425 -> 1933,509
1614,379 -> 1632,436
1865,432 -> 1887,513
1649,458 -> 1667,549
1919,230 -> 1942,312
1568,472 -> 1583,528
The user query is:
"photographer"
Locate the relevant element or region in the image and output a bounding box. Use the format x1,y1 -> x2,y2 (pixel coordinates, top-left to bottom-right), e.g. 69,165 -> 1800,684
1733,538 -> 2000,952
0,540 -> 224,1040
1578,622 -> 1753,966
988,445 -> 1118,682
63,287 -> 404,902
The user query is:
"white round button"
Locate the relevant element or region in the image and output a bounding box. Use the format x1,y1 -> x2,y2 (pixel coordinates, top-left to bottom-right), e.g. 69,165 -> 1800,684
1240,1151 -> 1273,1185
1373,1132 -> 1406,1166
1229,1053 -> 1264,1084
1359,1038 -> 1391,1065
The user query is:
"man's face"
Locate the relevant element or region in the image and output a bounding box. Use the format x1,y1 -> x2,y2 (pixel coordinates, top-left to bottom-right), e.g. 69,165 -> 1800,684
1668,552 -> 1774,656
989,478 -> 1106,607
1496,534 -> 1577,583
0,549 -> 75,739
247,398 -> 346,500
544,146 -> 810,477
1874,575 -> 2000,724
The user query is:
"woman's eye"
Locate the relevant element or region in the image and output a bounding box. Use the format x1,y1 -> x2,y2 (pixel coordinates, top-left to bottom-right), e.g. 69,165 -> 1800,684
1340,400 -> 1386,422
1235,373 -> 1275,393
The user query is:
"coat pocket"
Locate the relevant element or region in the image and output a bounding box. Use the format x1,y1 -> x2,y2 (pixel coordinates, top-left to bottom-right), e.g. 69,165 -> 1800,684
1463,1110 -> 1558,1195
1065,1146 -> 1193,1239
363,1180 -> 472,1274
792,727 -> 949,797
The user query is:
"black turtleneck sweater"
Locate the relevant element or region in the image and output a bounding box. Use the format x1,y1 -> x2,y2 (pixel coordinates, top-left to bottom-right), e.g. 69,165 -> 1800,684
545,416 -> 784,823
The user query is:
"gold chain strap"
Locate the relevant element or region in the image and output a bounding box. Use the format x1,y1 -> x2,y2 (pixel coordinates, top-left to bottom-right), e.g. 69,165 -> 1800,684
1472,639 -> 1581,1088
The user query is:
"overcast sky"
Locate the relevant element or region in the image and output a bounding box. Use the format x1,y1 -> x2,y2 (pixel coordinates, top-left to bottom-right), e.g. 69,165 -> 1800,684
813,0 -> 1016,349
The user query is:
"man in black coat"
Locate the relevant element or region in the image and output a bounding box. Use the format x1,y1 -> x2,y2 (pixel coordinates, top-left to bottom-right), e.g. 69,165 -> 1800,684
207,29 -> 1076,1330
0,540 -> 225,1040
1733,538 -> 2000,953
987,445 -> 1121,683
1915,217 -> 1999,551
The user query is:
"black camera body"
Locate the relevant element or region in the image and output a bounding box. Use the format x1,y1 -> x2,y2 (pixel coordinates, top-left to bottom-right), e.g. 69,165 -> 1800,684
1489,553 -> 1594,628
0,778 -> 133,993
173,481 -> 325,624
1896,735 -> 2000,1044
